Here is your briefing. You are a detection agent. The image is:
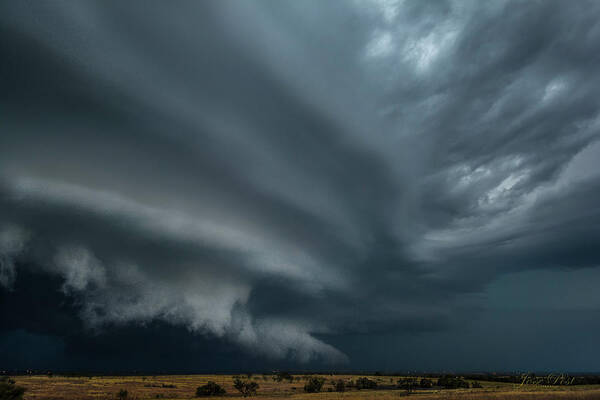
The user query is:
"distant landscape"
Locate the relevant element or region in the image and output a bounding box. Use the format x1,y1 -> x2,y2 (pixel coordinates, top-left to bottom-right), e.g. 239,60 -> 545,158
5,372 -> 600,400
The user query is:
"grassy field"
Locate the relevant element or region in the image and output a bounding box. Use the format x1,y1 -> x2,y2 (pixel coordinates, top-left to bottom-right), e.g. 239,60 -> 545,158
11,374 -> 600,400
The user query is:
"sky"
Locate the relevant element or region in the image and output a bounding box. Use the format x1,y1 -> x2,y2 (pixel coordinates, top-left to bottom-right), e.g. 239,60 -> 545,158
1,0 -> 600,373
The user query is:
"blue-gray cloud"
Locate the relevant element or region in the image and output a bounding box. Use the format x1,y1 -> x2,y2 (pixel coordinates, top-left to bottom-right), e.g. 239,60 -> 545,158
1,0 -> 600,368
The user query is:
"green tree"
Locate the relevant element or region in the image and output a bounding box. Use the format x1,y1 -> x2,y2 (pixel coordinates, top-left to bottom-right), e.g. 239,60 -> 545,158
233,379 -> 259,397
196,381 -> 226,396
303,377 -> 325,393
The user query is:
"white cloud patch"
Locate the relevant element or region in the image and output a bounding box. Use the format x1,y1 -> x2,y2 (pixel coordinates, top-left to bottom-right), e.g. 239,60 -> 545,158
366,30 -> 394,58
542,78 -> 568,103
479,170 -> 529,207
369,0 -> 402,23
54,246 -> 107,292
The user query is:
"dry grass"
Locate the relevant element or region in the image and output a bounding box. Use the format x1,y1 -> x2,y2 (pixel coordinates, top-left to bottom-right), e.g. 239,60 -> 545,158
11,375 -> 600,400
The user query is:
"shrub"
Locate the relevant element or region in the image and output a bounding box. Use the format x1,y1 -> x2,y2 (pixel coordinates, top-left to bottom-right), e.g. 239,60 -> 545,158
333,379 -> 346,392
355,377 -> 377,390
304,377 -> 325,393
471,381 -> 483,388
0,377 -> 26,400
196,381 -> 226,396
397,378 -> 418,393
117,389 -> 128,400
420,378 -> 433,388
274,372 -> 293,382
436,376 -> 470,389
233,379 -> 259,397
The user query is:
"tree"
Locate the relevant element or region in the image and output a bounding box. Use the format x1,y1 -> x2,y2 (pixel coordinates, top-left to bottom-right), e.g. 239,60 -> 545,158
233,379 -> 259,397
355,377 -> 377,390
0,377 -> 26,400
117,389 -> 128,400
303,377 -> 325,393
196,381 -> 226,396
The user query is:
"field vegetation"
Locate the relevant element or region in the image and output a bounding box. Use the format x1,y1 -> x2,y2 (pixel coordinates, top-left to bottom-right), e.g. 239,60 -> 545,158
6,373 -> 600,400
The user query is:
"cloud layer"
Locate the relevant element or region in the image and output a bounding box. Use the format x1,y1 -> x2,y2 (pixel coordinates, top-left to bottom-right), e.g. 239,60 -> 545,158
2,0 -> 600,366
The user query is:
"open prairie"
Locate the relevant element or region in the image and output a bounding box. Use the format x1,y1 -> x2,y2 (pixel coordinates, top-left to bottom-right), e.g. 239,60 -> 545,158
11,375 -> 600,400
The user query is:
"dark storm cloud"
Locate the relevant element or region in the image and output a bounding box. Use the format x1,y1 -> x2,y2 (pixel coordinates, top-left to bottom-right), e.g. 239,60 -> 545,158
1,0 -> 600,368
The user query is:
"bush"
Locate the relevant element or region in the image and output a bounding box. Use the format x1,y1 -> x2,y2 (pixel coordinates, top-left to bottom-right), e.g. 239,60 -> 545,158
274,372 -> 293,382
304,377 -> 325,393
233,379 -> 259,397
0,377 -> 26,400
420,378 -> 433,388
355,377 -> 377,390
196,381 -> 226,396
333,379 -> 346,392
471,381 -> 483,388
117,389 -> 128,400
397,378 -> 418,393
436,376 -> 470,389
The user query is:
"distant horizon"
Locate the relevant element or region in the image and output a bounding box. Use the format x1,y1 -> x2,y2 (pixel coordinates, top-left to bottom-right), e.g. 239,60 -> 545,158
4,370 -> 600,376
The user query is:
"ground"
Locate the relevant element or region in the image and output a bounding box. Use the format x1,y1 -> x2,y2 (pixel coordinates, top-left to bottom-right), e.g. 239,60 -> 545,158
11,374 -> 600,400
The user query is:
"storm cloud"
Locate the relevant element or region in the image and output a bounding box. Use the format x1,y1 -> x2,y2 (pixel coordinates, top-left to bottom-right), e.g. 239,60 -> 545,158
2,0 -> 600,369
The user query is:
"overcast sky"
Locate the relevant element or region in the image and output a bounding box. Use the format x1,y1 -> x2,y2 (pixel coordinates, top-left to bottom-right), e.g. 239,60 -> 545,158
2,0 -> 600,372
